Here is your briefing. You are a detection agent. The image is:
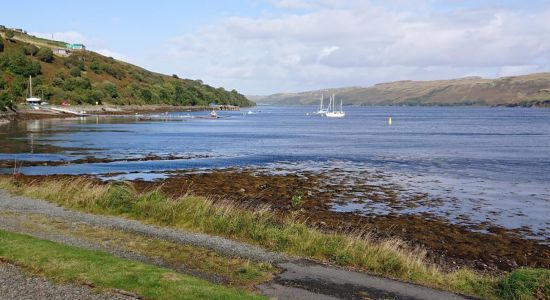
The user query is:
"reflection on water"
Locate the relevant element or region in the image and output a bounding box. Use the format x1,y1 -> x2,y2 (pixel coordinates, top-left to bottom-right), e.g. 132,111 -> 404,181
1,106 -> 549,238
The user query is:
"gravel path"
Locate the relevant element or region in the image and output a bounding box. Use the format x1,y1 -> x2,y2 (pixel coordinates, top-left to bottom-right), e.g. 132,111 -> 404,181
0,190 -> 284,263
0,190 -> 474,300
0,262 -> 135,300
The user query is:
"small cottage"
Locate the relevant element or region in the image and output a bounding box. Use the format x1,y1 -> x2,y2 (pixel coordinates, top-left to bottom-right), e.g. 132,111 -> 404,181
66,43 -> 86,50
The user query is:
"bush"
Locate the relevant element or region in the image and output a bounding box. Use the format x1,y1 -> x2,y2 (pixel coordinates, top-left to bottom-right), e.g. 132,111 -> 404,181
23,44 -> 39,56
5,30 -> 14,40
0,90 -> 15,111
1,52 -> 41,77
64,55 -> 84,70
102,63 -> 125,80
100,81 -> 118,98
36,47 -> 54,63
64,77 -> 91,91
90,58 -> 101,73
70,67 -> 81,77
0,37 -> 4,52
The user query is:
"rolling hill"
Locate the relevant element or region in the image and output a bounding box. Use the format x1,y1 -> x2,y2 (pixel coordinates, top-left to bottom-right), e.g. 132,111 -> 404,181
252,74 -> 550,107
0,27 -> 254,111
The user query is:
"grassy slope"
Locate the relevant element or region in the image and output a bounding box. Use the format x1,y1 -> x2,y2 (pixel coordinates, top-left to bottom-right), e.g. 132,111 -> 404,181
253,74 -> 550,107
0,230 -> 263,300
1,177 -> 548,299
0,29 -> 254,109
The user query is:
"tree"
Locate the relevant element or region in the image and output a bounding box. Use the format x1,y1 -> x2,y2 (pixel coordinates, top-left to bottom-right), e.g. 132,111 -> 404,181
36,47 -> 54,63
0,37 -> 4,52
23,44 -> 39,56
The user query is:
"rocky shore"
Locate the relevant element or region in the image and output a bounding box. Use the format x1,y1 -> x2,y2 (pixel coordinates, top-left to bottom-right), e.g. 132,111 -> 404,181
5,169 -> 548,276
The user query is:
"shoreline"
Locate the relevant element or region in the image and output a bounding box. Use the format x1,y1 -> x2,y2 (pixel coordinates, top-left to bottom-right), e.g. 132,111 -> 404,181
0,175 -> 547,299
2,104 -> 240,122
2,171 -> 548,275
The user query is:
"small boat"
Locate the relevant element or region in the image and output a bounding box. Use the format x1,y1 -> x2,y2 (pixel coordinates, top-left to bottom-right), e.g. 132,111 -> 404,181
325,94 -> 345,118
210,110 -> 217,118
26,76 -> 41,106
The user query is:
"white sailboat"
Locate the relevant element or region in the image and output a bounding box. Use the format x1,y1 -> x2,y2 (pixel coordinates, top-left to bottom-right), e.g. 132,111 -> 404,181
314,93 -> 327,115
26,75 -> 41,106
325,94 -> 345,118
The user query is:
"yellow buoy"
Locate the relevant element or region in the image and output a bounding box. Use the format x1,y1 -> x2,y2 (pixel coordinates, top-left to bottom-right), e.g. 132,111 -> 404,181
388,116 -> 392,126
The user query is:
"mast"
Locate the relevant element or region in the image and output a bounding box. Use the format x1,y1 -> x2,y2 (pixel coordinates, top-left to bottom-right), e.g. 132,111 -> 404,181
29,75 -> 32,98
340,99 -> 343,113
320,93 -> 324,111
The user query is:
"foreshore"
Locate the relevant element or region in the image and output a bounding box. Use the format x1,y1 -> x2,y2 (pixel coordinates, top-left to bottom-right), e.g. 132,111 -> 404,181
2,170 -> 548,275
2,104 -> 232,122
0,173 -> 548,299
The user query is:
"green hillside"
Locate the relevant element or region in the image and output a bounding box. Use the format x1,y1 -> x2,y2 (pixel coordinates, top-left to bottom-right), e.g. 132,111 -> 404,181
0,27 -> 254,111
252,74 -> 550,107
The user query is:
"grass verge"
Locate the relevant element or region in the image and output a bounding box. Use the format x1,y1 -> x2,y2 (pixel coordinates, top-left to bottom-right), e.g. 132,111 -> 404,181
0,211 -> 277,288
0,230 -> 264,300
1,177 -> 548,299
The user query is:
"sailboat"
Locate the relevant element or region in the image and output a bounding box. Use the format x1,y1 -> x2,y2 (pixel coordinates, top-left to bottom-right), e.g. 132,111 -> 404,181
314,93 -> 327,115
26,75 -> 41,106
325,94 -> 345,118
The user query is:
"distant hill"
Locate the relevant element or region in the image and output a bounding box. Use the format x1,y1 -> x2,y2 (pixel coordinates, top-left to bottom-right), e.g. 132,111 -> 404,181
252,74 -> 550,107
0,27 -> 254,111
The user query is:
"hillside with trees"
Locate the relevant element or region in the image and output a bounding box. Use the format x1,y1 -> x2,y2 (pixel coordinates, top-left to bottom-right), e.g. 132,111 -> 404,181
0,27 -> 253,111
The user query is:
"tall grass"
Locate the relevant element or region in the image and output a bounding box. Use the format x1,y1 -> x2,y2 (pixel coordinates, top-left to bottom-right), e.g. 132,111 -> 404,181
1,177 -> 548,299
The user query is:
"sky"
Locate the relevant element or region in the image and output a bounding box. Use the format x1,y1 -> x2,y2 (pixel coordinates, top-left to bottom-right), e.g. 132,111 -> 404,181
2,0 -> 550,95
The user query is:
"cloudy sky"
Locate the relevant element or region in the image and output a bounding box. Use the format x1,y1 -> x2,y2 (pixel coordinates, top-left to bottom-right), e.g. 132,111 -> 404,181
3,0 -> 550,94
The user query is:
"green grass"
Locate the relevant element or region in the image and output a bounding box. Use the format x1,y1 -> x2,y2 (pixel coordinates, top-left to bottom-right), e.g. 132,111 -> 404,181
497,268 -> 549,300
1,177 -> 548,299
0,230 -> 264,300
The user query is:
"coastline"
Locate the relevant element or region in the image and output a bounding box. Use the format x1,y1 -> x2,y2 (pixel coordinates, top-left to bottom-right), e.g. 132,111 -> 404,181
10,104 -> 231,121
3,171 -> 548,275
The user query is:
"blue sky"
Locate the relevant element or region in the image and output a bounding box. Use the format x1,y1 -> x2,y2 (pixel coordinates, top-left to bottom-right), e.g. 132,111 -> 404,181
2,1 -> 550,94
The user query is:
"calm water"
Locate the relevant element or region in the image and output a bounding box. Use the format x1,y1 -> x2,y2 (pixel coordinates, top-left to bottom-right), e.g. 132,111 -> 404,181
1,106 -> 549,237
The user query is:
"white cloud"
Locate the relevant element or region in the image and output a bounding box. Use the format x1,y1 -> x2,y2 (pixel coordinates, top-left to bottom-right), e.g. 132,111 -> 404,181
30,31 -> 95,45
155,1 -> 550,94
95,49 -> 128,61
29,31 -> 128,61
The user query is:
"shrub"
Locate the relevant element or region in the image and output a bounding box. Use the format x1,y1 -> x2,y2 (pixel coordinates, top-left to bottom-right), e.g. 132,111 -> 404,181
3,52 -> 41,76
5,30 -> 14,40
102,63 -> 125,80
36,47 -> 54,63
100,81 -> 118,98
64,77 -> 91,91
0,37 -> 4,52
70,67 -> 81,77
90,58 -> 101,73
23,44 -> 39,56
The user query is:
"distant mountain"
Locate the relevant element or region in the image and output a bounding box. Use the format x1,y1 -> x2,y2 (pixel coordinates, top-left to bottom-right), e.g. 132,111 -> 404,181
0,27 -> 254,111
253,74 -> 550,107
